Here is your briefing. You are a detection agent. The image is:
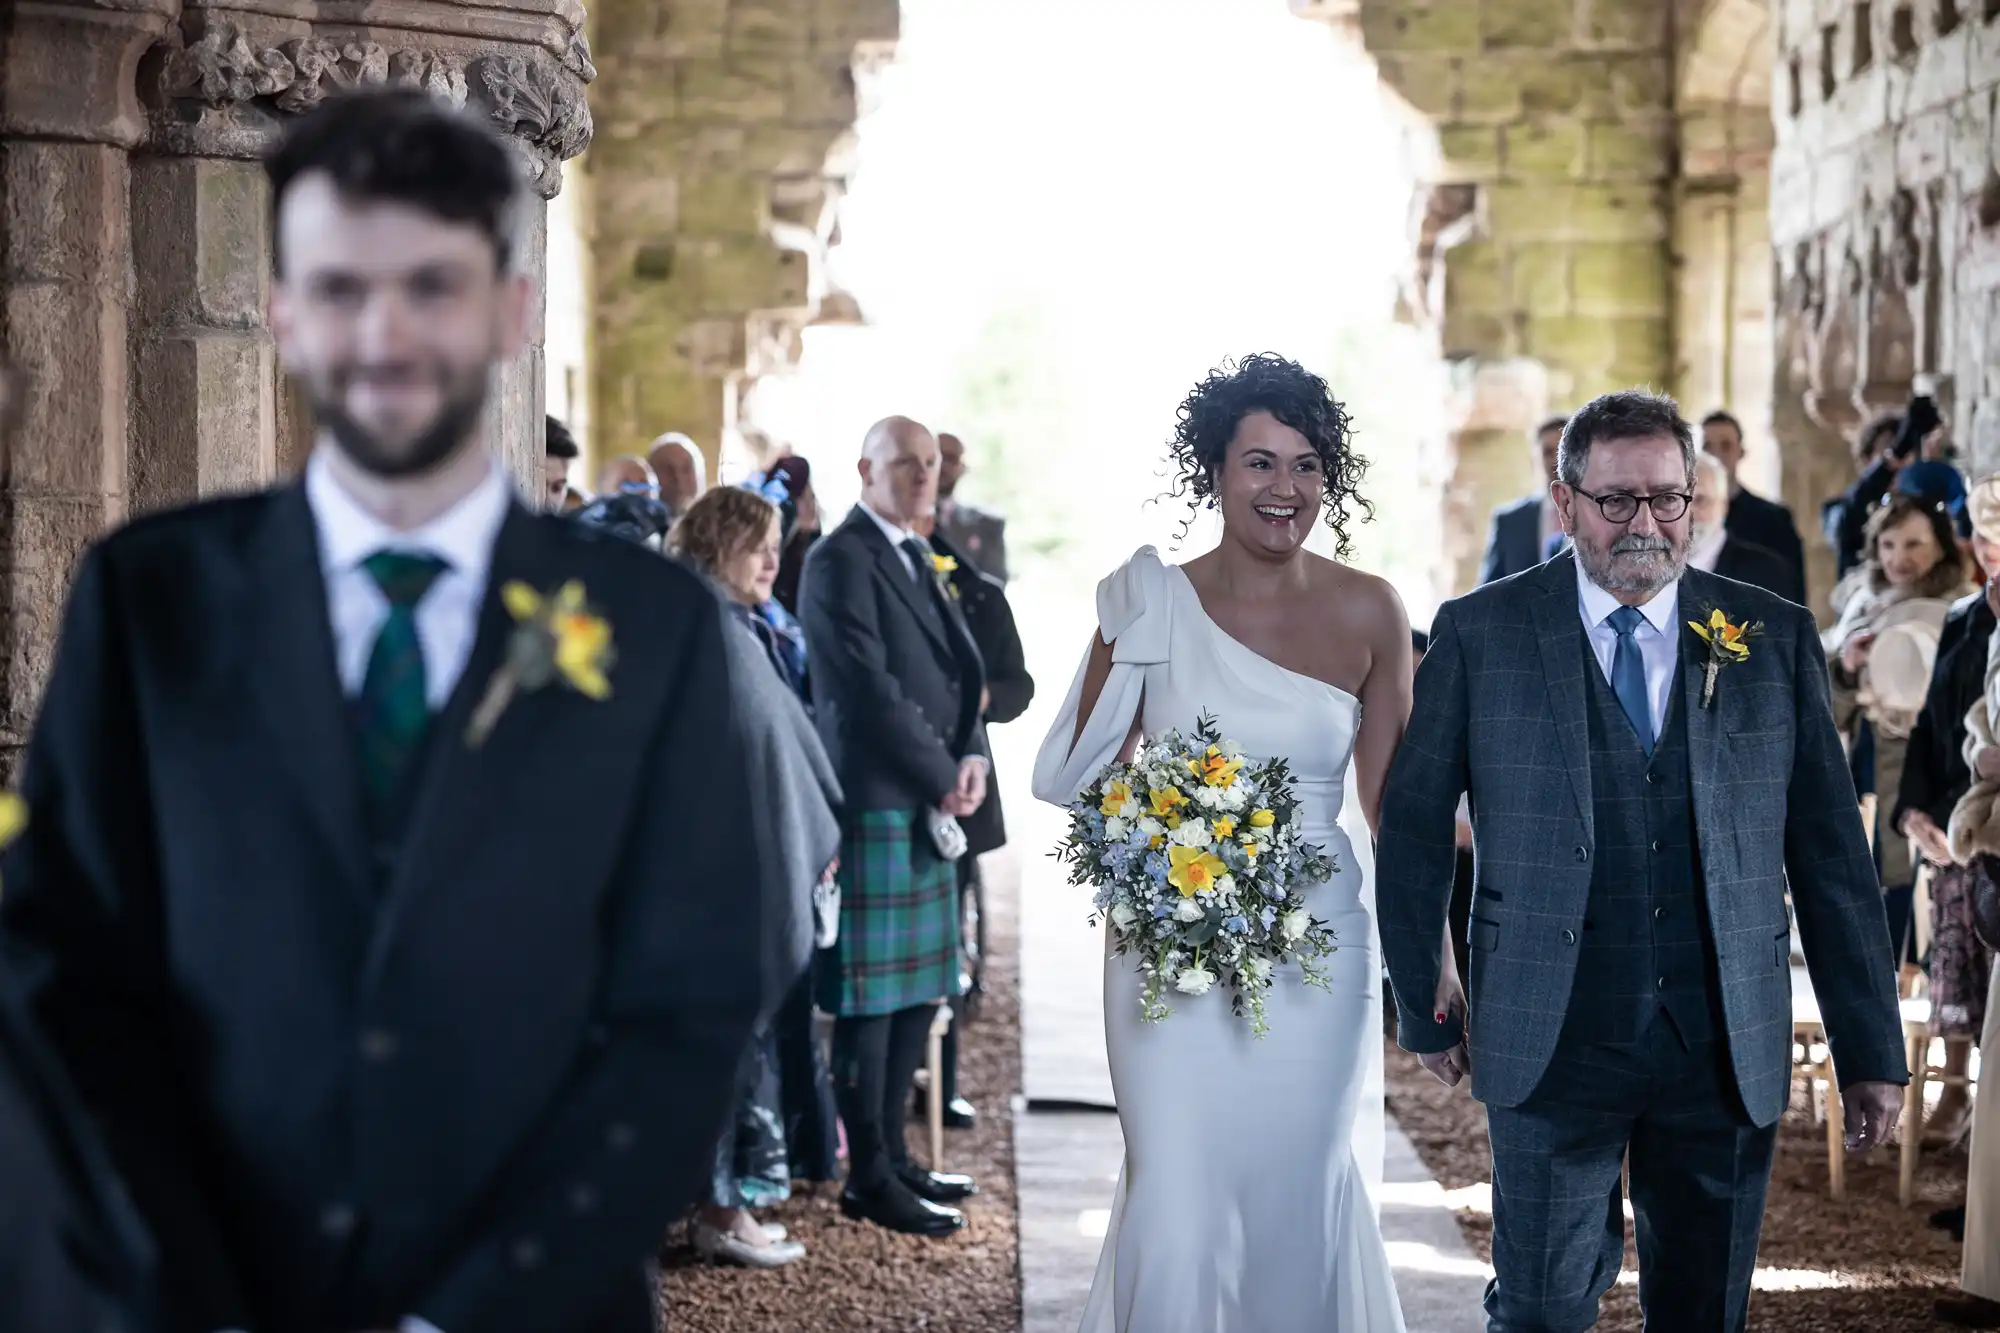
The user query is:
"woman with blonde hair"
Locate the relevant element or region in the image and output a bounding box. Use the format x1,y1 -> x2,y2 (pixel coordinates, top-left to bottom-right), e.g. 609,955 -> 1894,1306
670,485 -> 840,1267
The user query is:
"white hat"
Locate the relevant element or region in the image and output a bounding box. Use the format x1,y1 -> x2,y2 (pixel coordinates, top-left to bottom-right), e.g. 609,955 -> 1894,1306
1862,601 -> 1948,716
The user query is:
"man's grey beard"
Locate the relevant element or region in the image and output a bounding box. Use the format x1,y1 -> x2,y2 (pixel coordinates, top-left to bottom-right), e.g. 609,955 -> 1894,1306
1576,530 -> 1688,596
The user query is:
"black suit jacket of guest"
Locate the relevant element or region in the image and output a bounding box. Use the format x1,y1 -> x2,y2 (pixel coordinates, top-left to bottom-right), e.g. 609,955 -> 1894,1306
1712,535 -> 1802,605
798,508 -> 987,817
1725,486 -> 1807,604
0,969 -> 158,1333
1897,590 -> 1995,833
1478,494 -> 1545,585
0,488 -> 769,1333
926,529 -> 1034,857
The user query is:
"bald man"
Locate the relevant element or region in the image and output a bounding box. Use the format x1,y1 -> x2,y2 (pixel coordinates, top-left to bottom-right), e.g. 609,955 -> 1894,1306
647,433 -> 706,520
796,416 -> 988,1238
597,454 -> 657,499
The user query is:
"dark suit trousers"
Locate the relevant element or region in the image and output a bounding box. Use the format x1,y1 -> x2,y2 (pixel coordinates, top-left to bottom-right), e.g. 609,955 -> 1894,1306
832,1002 -> 938,1187
1483,1012 -> 1778,1333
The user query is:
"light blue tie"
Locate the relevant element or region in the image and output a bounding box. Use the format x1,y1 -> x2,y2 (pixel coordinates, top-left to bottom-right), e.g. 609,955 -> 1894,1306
1607,605 -> 1654,756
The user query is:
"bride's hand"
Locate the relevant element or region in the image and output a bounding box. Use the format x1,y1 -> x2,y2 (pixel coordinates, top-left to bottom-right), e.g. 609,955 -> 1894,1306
1432,951 -> 1467,1031
1420,938 -> 1471,1089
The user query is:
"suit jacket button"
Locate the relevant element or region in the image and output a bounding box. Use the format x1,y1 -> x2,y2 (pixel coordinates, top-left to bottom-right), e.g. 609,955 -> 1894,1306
359,1030 -> 398,1062
320,1204 -> 356,1238
1560,929 -> 1576,945
1574,846 -> 1588,863
1650,839 -> 1662,853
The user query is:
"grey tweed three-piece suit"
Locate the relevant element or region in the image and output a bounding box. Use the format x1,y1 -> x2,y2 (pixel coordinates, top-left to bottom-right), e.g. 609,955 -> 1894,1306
1379,551 -> 1906,1333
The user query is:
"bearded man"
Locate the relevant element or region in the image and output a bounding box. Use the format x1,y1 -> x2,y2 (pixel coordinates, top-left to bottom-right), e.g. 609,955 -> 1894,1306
0,89 -> 768,1333
1379,389 -> 1905,1332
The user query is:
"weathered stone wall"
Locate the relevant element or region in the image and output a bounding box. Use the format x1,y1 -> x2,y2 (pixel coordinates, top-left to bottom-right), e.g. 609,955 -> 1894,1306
1770,0 -> 2000,553
0,2 -> 591,772
586,0 -> 897,472
1362,0 -> 1681,591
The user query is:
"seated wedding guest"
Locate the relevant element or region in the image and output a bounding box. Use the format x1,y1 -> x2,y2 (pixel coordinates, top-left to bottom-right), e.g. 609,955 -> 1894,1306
1702,409 -> 1808,602
647,432 -> 707,526
1478,415 -> 1566,584
670,486 -> 845,1269
1687,451 -> 1800,602
799,415 -> 986,1238
542,415 -> 579,512
1832,394 -> 1946,580
1898,479 -> 2000,1152
769,455 -> 821,616
913,509 -> 1035,1127
1827,494 -> 1976,962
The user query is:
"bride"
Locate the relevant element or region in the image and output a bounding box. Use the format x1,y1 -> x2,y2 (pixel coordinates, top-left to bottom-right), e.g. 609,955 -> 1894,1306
1033,354 -> 1454,1330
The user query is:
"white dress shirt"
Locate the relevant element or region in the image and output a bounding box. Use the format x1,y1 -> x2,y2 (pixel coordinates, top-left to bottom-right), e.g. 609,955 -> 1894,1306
305,451 -> 513,706
1687,525 -> 1728,574
1575,558 -> 1681,739
860,499 -> 920,579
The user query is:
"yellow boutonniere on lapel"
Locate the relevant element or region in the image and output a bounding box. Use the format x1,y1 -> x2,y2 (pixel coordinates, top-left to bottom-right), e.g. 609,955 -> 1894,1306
466,580 -> 616,747
1686,607 -> 1762,708
929,552 -> 962,599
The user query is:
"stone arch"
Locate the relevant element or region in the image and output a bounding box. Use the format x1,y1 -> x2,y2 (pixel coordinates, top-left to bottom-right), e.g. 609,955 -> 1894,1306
583,0 -> 897,478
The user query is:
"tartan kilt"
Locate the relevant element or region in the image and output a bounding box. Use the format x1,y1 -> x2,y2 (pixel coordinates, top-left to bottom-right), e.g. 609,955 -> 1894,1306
819,809 -> 963,1017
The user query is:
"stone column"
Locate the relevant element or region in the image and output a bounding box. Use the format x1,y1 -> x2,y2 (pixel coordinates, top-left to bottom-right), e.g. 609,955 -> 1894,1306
588,0 -> 899,472
0,0 -> 181,769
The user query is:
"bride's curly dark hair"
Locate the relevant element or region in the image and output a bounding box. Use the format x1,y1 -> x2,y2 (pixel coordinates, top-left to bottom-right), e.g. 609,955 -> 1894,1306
1165,353 -> 1370,559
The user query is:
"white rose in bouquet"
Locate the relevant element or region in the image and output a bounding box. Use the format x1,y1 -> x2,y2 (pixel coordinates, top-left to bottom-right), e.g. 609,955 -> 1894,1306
1281,909 -> 1312,942
1104,815 -> 1130,841
1174,897 -> 1205,923
1175,966 -> 1216,996
1170,818 -> 1210,848
1109,902 -> 1139,932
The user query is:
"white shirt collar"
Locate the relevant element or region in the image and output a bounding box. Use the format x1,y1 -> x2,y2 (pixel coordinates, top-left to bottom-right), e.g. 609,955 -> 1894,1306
1574,554 -> 1680,635
860,499 -> 915,549
1688,526 -> 1728,573
305,448 -> 513,585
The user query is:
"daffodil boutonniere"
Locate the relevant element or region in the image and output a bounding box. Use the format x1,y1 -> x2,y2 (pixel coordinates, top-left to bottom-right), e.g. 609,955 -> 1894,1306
466,580 -> 616,747
1686,607 -> 1763,708
929,551 -> 961,599
0,792 -> 26,896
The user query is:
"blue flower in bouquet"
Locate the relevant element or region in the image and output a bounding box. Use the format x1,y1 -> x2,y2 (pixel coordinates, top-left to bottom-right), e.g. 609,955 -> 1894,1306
1144,851 -> 1169,884
1151,902 -> 1171,919
1103,843 -> 1134,879
1260,905 -> 1278,930
1225,915 -> 1248,935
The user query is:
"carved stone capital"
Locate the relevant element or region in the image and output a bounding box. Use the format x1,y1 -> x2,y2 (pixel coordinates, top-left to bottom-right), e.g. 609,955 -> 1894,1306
145,15 -> 592,196
1,0 -> 183,145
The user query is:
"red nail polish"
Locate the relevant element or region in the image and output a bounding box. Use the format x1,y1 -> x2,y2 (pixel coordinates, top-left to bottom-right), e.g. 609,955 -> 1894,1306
1435,1011 -> 1447,1022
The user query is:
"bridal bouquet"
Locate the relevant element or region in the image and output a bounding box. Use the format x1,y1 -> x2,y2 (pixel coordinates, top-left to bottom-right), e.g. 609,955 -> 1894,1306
1055,713 -> 1336,1037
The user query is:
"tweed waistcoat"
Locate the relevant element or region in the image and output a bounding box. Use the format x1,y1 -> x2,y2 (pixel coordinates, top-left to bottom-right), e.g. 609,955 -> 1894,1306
1566,643 -> 1724,1047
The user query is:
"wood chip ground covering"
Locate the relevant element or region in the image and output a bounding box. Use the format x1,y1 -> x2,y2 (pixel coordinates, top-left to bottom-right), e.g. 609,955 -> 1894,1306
1386,1041 -> 1972,1332
658,866 -> 1023,1333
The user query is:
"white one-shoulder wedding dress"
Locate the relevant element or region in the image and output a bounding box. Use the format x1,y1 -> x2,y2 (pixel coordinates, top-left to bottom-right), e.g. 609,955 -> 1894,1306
1033,547 -> 1405,1333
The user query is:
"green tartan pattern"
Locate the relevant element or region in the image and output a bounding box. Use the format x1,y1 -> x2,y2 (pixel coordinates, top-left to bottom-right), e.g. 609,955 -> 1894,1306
820,809 -> 962,1017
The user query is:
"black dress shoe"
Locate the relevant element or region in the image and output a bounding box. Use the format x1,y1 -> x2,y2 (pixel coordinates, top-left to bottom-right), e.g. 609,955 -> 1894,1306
896,1163 -> 978,1202
943,1096 -> 978,1129
839,1179 -> 965,1237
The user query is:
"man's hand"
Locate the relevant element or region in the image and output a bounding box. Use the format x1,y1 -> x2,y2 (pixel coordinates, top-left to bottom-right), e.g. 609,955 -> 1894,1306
1840,631 -> 1876,676
1903,810 -> 1954,866
1843,1080 -> 1903,1153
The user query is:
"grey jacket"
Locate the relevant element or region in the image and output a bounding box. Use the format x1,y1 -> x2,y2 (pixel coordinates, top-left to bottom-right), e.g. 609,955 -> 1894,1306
1378,552 -> 1907,1126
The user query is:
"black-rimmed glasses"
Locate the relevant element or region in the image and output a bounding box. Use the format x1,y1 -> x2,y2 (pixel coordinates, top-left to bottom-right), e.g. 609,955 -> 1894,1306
1570,486 -> 1692,524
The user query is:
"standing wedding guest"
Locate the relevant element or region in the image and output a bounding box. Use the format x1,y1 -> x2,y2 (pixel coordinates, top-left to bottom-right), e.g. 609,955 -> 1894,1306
1826,495 -> 1975,961
1701,410 -> 1808,604
671,486 -> 846,1270
1686,451 -> 1801,602
1477,415 -> 1567,584
0,88 -> 770,1333
935,432 -> 1010,583
799,416 -> 987,1237
576,455 -> 672,550
914,513 -> 1035,1128
1822,412 -> 1904,571
542,415 -> 579,512
1897,480 -> 2000,1151
767,454 -> 821,617
647,432 -> 706,525
0,358 -> 158,1333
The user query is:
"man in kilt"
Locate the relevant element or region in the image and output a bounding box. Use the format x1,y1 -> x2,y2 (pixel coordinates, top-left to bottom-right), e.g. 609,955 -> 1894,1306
798,416 -> 989,1237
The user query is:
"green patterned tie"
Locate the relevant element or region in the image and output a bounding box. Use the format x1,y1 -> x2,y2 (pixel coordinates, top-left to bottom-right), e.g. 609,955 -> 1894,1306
355,551 -> 450,845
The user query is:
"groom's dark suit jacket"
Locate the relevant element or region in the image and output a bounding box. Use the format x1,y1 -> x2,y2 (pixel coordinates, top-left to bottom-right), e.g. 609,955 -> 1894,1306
0,487 -> 769,1333
1378,552 -> 1905,1125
